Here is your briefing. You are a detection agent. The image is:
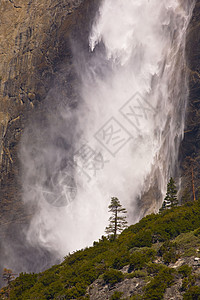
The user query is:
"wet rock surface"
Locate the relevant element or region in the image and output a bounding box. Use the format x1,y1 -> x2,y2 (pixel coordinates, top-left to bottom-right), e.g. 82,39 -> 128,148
180,0 -> 200,202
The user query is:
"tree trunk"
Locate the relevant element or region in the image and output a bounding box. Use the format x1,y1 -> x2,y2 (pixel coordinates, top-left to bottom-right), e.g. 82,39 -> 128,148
191,165 -> 196,201
114,208 -> 117,240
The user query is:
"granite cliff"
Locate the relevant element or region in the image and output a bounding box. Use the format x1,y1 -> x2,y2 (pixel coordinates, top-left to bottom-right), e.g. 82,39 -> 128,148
0,0 -> 100,278
180,0 -> 200,202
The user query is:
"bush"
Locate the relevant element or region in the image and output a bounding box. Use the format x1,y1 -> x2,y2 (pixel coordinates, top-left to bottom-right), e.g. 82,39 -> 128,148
146,263 -> 163,275
181,278 -> 190,292
128,248 -> 156,273
181,274 -> 197,292
110,291 -> 124,300
183,286 -> 200,299
103,269 -> 124,286
144,266 -> 174,299
184,248 -> 197,257
3,201 -> 200,300
130,295 -> 143,300
174,231 -> 200,255
112,251 -> 130,269
133,270 -> 147,278
178,265 -> 192,278
9,273 -> 38,299
194,227 -> 200,237
128,229 -> 152,249
126,270 -> 147,279
128,252 -> 146,272
158,241 -> 178,264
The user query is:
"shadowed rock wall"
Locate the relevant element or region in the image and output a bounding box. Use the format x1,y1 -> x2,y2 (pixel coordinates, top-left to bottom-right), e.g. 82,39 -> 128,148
0,0 -> 100,280
180,0 -> 200,202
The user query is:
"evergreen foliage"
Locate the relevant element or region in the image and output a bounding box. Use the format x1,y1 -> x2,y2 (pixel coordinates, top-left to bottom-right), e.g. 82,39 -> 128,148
110,291 -> 124,300
1,200 -> 200,299
103,269 -> 124,286
143,265 -> 175,299
105,197 -> 128,240
183,286 -> 200,299
160,177 -> 178,211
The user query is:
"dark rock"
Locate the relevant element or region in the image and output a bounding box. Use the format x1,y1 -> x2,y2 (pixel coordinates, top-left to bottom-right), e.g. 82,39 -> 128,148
0,0 -> 100,285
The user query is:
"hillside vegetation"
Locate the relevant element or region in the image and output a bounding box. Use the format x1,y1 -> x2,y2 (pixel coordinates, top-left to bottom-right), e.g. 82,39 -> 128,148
1,200 -> 200,299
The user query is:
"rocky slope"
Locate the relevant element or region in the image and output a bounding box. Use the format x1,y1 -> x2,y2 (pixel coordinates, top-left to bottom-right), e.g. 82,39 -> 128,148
88,254 -> 200,300
0,201 -> 200,299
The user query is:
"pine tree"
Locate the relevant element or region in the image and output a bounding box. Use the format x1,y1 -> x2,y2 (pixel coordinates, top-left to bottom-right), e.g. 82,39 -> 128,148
2,268 -> 16,285
105,197 -> 128,240
160,177 -> 178,212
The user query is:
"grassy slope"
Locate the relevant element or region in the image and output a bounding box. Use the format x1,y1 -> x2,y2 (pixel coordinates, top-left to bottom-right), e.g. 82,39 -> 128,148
1,201 -> 200,299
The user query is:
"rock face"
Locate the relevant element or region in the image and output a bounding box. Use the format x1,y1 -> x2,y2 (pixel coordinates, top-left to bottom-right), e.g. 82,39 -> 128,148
0,0 -> 83,183
0,0 -> 84,226
180,0 -> 200,202
88,277 -> 146,300
0,0 -> 100,280
88,257 -> 200,300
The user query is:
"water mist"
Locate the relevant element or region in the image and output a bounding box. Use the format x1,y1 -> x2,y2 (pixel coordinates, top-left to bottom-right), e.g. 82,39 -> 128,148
20,0 -> 195,260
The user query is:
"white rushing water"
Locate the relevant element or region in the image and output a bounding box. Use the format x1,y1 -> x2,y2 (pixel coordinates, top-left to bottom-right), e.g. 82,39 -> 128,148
20,0 -> 195,258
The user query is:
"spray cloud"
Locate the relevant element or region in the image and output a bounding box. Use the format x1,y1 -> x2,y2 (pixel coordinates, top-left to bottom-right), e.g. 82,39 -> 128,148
20,0 -> 195,260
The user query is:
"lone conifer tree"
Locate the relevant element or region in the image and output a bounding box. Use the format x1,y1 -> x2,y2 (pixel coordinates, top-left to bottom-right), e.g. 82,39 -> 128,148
160,177 -> 178,211
2,268 -> 16,285
105,197 -> 127,240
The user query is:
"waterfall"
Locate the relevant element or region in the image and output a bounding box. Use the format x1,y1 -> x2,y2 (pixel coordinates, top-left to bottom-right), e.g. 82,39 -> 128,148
20,0 -> 195,258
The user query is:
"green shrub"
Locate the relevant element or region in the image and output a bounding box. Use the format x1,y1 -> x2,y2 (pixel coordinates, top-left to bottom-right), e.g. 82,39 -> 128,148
174,231 -> 200,255
112,251 -> 130,269
178,265 -> 192,278
133,270 -> 147,278
129,295 -> 143,300
158,241 -> 178,264
126,270 -> 147,279
63,286 -> 80,299
181,275 -> 196,292
184,201 -> 194,207
128,229 -> 152,249
143,266 -> 174,299
103,269 -> 124,286
184,248 -> 197,257
3,201 -> 200,300
194,227 -> 200,237
181,278 -> 189,292
110,291 -> 124,300
183,286 -> 200,299
128,248 -> 156,272
146,263 -> 164,275
43,281 -> 64,299
9,273 -> 38,299
128,252 -> 146,272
